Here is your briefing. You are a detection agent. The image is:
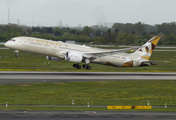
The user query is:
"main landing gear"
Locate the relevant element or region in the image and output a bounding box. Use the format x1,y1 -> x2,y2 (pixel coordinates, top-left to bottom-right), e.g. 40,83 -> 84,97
73,63 -> 81,69
73,63 -> 91,70
82,64 -> 91,70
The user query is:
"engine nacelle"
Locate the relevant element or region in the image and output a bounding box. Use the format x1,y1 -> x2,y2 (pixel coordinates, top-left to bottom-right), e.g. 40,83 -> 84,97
65,51 -> 83,63
46,56 -> 63,62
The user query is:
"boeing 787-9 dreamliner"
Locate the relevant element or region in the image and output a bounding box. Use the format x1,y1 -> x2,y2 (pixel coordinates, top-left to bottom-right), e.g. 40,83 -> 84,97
4,36 -> 161,70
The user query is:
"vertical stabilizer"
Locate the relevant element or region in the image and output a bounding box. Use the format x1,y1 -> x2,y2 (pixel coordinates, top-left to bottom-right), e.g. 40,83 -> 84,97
132,36 -> 161,62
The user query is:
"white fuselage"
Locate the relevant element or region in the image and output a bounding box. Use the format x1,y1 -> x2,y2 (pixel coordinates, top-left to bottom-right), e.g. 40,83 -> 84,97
4,36 -> 140,67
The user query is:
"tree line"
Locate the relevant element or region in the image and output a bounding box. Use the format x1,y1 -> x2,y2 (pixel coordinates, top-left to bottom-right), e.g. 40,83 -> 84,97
0,22 -> 176,46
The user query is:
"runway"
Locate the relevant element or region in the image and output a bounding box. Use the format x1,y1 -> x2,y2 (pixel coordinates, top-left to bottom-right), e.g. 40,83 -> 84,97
0,110 -> 176,120
0,71 -> 176,84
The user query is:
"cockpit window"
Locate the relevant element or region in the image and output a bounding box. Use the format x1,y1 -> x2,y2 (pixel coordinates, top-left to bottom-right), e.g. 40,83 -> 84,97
9,39 -> 15,41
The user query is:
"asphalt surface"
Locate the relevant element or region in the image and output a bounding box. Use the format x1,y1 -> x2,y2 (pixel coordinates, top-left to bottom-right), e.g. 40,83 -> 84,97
0,71 -> 176,85
0,110 -> 176,120
0,47 -> 9,49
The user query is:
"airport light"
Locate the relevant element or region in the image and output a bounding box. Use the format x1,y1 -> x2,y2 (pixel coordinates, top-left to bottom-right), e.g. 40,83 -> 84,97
72,100 -> 74,105
147,101 -> 149,105
165,103 -> 167,108
6,102 -> 8,107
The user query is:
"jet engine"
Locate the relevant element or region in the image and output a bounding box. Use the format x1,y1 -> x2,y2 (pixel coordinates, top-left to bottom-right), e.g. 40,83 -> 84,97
65,51 -> 83,63
46,56 -> 63,62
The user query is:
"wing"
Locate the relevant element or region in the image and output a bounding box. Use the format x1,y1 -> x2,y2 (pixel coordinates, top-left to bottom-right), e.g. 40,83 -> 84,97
83,47 -> 134,59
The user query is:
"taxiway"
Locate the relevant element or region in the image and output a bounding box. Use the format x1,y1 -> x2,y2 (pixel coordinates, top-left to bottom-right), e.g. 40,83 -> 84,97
0,71 -> 176,84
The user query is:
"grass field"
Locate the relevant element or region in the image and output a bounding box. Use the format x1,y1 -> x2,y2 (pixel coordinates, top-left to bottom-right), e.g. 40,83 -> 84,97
0,81 -> 176,111
0,81 -> 176,106
0,49 -> 176,72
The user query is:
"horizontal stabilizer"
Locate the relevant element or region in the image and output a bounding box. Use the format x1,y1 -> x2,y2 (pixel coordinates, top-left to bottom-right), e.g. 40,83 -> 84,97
141,60 -> 169,65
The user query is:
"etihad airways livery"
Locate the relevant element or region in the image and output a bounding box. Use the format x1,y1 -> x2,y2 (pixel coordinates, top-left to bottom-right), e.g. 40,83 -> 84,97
4,36 -> 161,70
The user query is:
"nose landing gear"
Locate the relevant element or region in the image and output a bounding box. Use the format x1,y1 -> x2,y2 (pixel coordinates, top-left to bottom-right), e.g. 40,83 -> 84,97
14,50 -> 19,58
15,54 -> 19,57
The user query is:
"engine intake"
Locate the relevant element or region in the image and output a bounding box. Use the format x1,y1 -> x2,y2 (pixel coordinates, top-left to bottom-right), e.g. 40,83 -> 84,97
65,51 -> 83,63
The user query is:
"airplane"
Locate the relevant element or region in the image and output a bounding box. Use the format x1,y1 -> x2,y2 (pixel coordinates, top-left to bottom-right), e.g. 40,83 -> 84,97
4,36 -> 161,70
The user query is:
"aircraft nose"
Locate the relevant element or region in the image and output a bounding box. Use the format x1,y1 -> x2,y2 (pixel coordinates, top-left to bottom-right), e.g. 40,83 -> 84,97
4,41 -> 13,48
4,41 -> 9,47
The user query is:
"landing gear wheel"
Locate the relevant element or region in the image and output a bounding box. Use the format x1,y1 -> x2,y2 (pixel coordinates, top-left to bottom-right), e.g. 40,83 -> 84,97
77,65 -> 81,69
15,54 -> 19,58
86,66 -> 91,70
82,64 -> 88,68
73,64 -> 77,68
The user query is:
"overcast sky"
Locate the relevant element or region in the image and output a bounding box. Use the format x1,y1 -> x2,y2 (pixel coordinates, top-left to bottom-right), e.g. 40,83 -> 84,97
0,0 -> 176,27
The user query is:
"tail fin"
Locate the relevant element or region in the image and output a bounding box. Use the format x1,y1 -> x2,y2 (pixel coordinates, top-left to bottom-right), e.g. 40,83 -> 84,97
132,36 -> 161,61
